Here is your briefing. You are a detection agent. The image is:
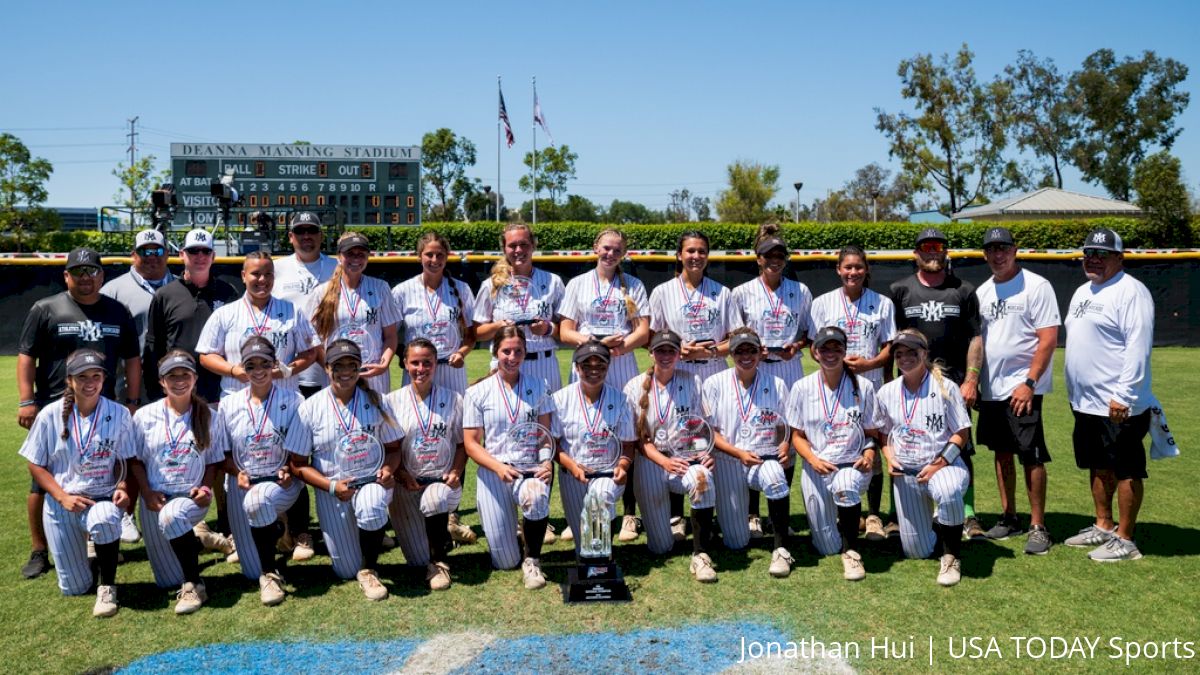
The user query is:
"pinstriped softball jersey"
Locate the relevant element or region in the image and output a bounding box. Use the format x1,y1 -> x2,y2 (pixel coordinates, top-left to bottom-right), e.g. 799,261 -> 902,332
305,275 -> 402,394
809,288 -> 896,389
648,276 -> 736,381
196,294 -> 319,399
731,277 -> 814,388
392,275 -> 477,394
560,269 -> 649,388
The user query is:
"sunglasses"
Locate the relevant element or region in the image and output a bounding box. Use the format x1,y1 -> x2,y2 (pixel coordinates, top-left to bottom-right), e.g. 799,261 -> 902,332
184,248 -> 214,256
917,242 -> 946,253
68,267 -> 101,278
1083,248 -> 1115,259
137,246 -> 166,257
983,244 -> 1014,254
292,226 -> 320,235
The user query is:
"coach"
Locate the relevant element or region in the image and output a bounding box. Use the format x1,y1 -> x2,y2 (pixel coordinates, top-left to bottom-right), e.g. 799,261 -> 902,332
1063,228 -> 1154,562
974,228 -> 1059,555
100,229 -> 175,403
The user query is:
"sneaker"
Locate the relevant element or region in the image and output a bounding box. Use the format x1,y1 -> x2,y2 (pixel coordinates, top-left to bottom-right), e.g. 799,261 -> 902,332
690,553 -> 718,583
426,562 -> 451,591
259,572 -> 286,606
223,539 -> 238,564
448,513 -> 478,545
276,531 -> 296,554
193,522 -> 223,551
522,558 -> 546,590
883,521 -> 900,539
670,516 -> 687,542
768,548 -> 794,578
617,515 -> 640,542
858,515 -> 867,533
356,569 -> 388,600
936,554 -> 961,586
962,517 -> 986,540
560,526 -> 574,542
93,585 -> 119,618
21,550 -> 50,579
1088,537 -> 1142,562
1065,524 -> 1116,548
174,581 -> 206,615
1024,526 -> 1053,556
864,515 -> 886,542
120,513 -> 141,544
842,550 -> 866,581
381,535 -> 397,550
748,516 -> 765,539
985,515 -> 1024,541
292,533 -> 315,562
542,524 -> 558,546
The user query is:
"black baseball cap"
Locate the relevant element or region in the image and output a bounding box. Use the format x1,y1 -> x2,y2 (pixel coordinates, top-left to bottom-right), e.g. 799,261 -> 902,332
65,349 -> 105,377
892,331 -> 929,352
812,326 -> 847,349
290,211 -> 322,229
1083,228 -> 1124,253
337,233 -> 371,254
729,332 -> 762,352
65,247 -> 102,271
158,352 -> 197,378
649,330 -> 682,352
326,338 -> 362,364
982,227 -> 1015,247
240,336 -> 277,363
755,236 -> 788,256
915,228 -> 948,246
573,341 -> 611,364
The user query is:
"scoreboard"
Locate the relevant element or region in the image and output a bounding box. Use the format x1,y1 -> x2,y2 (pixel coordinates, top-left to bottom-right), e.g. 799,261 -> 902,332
169,143 -> 421,228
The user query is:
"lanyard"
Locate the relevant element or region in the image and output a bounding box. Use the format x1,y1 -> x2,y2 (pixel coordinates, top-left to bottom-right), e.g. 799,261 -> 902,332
840,289 -> 864,332
733,370 -> 758,424
902,372 -> 929,428
409,386 -> 436,438
163,402 -> 191,452
577,384 -> 606,436
820,372 -> 848,426
676,275 -> 705,315
593,270 -> 619,312
328,389 -> 360,435
340,281 -> 363,322
423,278 -> 444,322
758,277 -> 784,317
246,387 -> 275,439
509,274 -> 532,315
243,296 -> 273,335
651,374 -> 675,428
71,401 -> 102,458
495,374 -> 523,425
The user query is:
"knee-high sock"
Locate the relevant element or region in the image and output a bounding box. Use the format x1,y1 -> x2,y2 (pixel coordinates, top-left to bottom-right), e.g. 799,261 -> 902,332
425,512 -> 450,564
670,491 -> 684,520
938,522 -> 963,558
867,473 -> 883,518
523,517 -> 548,559
94,541 -> 119,587
837,505 -> 860,554
358,527 -> 385,570
251,523 -> 282,575
691,507 -> 714,555
169,532 -> 201,585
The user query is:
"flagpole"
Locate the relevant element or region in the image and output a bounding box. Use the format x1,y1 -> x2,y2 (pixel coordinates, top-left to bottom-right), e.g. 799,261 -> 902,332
497,75 -> 502,223
532,76 -> 538,226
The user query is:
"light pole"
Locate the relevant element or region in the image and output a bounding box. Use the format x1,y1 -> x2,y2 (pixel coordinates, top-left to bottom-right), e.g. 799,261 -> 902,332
870,190 -> 880,223
483,185 -> 492,221
793,181 -> 803,223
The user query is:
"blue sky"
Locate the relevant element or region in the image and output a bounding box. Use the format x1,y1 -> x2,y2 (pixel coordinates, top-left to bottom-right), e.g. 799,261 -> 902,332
5,0 -> 1198,214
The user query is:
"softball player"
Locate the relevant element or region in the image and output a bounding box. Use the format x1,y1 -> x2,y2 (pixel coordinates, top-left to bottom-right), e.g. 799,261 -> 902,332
385,338 -> 468,591
787,327 -> 883,582
196,251 -> 320,399
553,342 -> 638,557
876,329 -> 972,586
127,350 -> 226,614
293,339 -> 403,601
623,329 -> 719,583
473,223 -> 566,392
809,245 -> 896,541
703,329 -> 794,575
307,232 -> 402,395
463,326 -> 557,589
391,231 -> 477,394
19,350 -> 133,617
216,336 -> 307,605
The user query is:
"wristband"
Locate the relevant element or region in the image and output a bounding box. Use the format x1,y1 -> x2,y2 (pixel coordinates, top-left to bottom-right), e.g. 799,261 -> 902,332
197,486 -> 212,497
1023,377 -> 1036,389
860,438 -> 878,455
967,367 -> 981,375
937,442 -> 961,465
277,362 -> 293,378
328,480 -> 338,495
18,400 -> 36,408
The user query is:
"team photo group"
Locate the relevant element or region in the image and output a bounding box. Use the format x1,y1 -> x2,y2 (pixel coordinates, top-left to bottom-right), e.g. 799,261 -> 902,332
16,214 -> 1156,619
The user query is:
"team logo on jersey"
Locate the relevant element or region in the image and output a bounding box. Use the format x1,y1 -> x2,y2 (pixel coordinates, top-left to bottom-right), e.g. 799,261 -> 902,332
925,413 -> 944,432
987,299 -> 1007,321
1071,300 -> 1102,318
845,409 -> 862,424
364,307 -> 380,325
909,301 -> 956,322
58,319 -> 112,342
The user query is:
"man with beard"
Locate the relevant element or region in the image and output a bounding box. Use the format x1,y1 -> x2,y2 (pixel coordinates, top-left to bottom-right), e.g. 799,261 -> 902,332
889,228 -> 985,540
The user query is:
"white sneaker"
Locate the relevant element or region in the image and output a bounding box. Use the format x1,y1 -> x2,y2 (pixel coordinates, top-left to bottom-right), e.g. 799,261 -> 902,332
690,553 -> 718,583
427,562 -> 451,591
259,572 -> 285,606
560,525 -> 574,542
842,550 -> 866,581
617,515 -> 640,542
448,513 -> 478,545
224,539 -> 238,564
93,585 -> 118,618
748,516 -> 765,539
863,515 -> 886,542
292,533 -> 315,562
670,516 -> 687,542
120,513 -> 141,544
522,557 -> 547,590
357,569 -> 388,601
937,554 -> 961,587
175,581 -> 206,615
542,524 -> 558,545
769,548 -> 794,578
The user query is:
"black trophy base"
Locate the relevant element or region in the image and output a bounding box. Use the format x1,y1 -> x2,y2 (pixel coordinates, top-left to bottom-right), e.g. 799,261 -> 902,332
562,557 -> 632,603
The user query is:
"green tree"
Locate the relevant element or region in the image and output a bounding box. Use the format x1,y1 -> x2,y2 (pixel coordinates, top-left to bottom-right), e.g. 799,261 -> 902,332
112,155 -> 169,228
1132,151 -> 1192,245
1005,50 -> 1075,189
715,160 -> 779,223
667,188 -> 692,222
0,133 -> 56,249
875,44 -> 1019,213
559,194 -> 599,222
603,199 -> 660,224
519,198 -> 559,222
1067,49 -> 1189,201
691,195 -> 713,221
421,128 -> 477,220
518,145 -> 577,204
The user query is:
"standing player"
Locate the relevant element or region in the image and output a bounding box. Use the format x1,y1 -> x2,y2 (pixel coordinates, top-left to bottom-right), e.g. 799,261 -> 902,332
788,327 -> 883,582
18,247 -> 140,579
553,342 -> 637,557
128,351 -> 225,614
196,252 -> 320,399
974,228 -> 1060,555
1063,228 -> 1154,562
217,337 -> 307,605
387,339 -> 468,591
463,326 -> 557,589
19,350 -> 134,617
703,329 -> 795,576
293,339 -> 402,600
876,330 -> 972,586
308,232 -> 401,395
624,330 -> 719,583
811,246 -> 896,540
889,228 -> 985,540
473,223 -> 566,392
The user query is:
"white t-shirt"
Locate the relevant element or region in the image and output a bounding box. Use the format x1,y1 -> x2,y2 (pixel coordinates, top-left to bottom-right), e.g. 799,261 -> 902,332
622,371 -> 708,449
732,277 -> 813,349
130,400 -> 227,493
294,387 -> 404,477
703,369 -> 791,456
274,253 -> 338,387
196,294 -> 319,399
392,275 -> 476,360
977,269 -> 1061,400
649,276 -> 736,344
876,372 -> 972,470
385,385 -> 464,477
809,288 -> 896,388
463,374 -> 555,464
787,371 -> 882,465
216,385 -> 308,471
560,269 -> 649,337
552,382 -> 637,470
19,398 -> 135,492
1064,270 -> 1155,416
473,267 -> 565,354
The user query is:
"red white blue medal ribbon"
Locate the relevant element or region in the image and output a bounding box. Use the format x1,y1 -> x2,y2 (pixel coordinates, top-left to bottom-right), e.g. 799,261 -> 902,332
423,279 -> 444,322
246,387 -> 275,440
329,388 -> 360,435
243,296 -> 273,335
409,386 -> 436,440
902,372 -> 929,429
71,401 -> 102,459
759,277 -> 784,317
340,281 -> 363,322
840,289 -> 863,333
163,402 -> 191,452
496,374 -> 522,425
578,384 -> 605,436
821,372 -> 848,427
734,370 -> 758,424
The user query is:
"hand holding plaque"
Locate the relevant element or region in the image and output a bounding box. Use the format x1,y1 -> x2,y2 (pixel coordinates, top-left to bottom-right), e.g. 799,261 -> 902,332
335,431 -> 385,489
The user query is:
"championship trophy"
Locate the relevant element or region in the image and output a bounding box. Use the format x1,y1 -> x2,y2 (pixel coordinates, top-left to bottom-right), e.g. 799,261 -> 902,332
563,432 -> 632,603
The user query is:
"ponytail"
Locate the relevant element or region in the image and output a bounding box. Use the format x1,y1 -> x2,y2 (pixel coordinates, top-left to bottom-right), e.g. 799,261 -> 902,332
190,392 -> 212,450
60,382 -> 76,441
313,264 -> 344,341
754,222 -> 781,248
635,364 -> 655,440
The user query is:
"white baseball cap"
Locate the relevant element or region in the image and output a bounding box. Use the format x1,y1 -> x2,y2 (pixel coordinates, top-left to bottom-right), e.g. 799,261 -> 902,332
183,229 -> 213,251
134,230 -> 166,250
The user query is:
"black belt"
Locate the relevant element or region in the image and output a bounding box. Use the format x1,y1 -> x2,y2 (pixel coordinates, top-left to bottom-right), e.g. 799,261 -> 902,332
436,358 -> 450,364
525,350 -> 554,361
764,358 -> 785,363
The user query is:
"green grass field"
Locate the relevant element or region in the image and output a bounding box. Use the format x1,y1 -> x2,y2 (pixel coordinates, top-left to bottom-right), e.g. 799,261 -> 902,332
1,350 -> 1197,673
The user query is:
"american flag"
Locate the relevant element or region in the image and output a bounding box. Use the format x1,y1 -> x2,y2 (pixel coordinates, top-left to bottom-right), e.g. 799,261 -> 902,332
499,89 -> 515,148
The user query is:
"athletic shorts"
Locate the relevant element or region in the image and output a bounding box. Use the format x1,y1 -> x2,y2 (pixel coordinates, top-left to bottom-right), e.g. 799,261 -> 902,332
977,397 -> 1050,465
1072,410 -> 1150,480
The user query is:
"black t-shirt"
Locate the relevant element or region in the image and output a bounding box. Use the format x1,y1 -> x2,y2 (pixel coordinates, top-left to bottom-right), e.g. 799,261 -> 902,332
888,273 -> 981,383
143,276 -> 238,403
19,292 -> 139,403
